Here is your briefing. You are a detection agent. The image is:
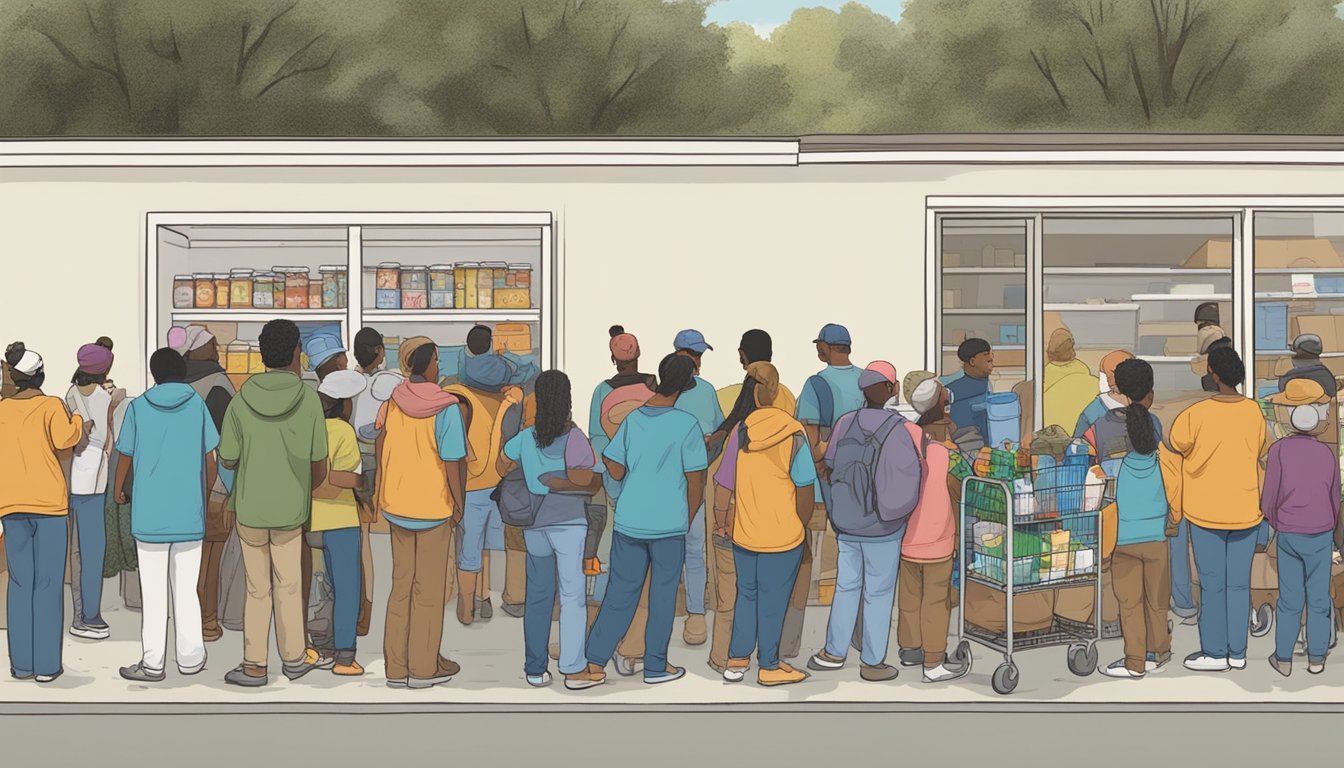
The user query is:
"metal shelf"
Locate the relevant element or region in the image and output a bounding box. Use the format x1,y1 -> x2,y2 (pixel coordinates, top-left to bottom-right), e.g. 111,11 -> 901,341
1130,294 -> 1231,302
362,309 -> 541,323
1255,350 -> 1344,358
171,310 -> 346,323
1255,268 -> 1344,275
1043,303 -> 1140,312
1255,292 -> 1344,300
942,267 -> 1023,275
1139,355 -> 1196,364
943,308 -> 1027,315
1044,267 -> 1229,276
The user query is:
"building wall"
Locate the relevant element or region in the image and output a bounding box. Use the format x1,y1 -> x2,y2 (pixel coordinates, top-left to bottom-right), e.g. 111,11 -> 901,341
1,162 -> 1339,400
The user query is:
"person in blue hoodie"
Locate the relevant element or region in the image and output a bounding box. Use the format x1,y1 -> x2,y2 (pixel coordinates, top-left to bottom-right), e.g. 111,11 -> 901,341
1100,359 -> 1173,680
113,348 -> 219,682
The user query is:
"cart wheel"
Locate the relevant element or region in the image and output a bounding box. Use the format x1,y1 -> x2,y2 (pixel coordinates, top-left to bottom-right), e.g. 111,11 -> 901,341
991,663 -> 1019,695
1250,603 -> 1273,638
950,639 -> 974,673
1067,642 -> 1098,677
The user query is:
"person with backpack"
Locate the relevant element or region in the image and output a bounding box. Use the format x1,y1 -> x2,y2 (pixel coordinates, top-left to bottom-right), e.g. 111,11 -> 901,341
807,362 -> 915,682
113,348 -> 217,682
497,370 -> 605,689
671,329 -> 723,647
711,362 -> 815,686
582,354 -> 708,686
1263,378 -> 1339,677
1100,359 -> 1174,679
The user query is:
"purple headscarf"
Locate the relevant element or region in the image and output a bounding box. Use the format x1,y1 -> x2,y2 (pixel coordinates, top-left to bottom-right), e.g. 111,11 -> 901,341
77,343 -> 114,376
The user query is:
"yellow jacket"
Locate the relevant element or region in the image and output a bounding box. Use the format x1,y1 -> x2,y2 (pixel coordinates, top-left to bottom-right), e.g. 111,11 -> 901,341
1043,359 -> 1097,434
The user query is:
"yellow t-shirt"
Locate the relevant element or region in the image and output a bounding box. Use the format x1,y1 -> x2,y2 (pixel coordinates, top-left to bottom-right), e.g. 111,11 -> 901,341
311,419 -> 361,532
1168,396 -> 1269,531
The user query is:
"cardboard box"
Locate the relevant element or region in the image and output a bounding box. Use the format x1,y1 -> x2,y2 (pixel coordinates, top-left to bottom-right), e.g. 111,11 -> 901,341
1256,238 -> 1344,269
1014,253 -> 1027,267
1183,239 -> 1233,268
943,289 -> 961,308
995,248 -> 1015,267
995,349 -> 1026,368
1292,315 -> 1339,348
964,580 -> 1056,635
1163,335 -> 1199,355
944,252 -> 962,267
1139,321 -> 1191,337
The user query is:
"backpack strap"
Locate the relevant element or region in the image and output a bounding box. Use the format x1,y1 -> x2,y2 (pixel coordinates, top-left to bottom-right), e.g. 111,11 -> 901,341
807,374 -> 835,429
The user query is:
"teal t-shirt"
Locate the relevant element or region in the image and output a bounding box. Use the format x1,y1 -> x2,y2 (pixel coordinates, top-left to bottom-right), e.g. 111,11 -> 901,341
674,376 -> 724,436
383,406 -> 467,532
796,365 -> 864,427
116,383 -> 220,543
603,405 -> 708,539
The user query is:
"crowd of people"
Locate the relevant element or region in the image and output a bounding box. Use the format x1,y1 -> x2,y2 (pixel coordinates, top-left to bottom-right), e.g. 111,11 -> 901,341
0,311 -> 1336,689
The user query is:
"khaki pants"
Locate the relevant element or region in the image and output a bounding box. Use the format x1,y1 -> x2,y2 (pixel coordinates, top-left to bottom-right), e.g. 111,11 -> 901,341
897,557 -> 954,667
237,524 -> 306,669
385,521 -> 453,680
504,525 -> 527,606
1112,540 -> 1172,674
709,541 -> 737,669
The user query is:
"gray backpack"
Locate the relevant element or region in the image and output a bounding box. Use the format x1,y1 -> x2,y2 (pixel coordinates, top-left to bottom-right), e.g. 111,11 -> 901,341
827,411 -> 925,536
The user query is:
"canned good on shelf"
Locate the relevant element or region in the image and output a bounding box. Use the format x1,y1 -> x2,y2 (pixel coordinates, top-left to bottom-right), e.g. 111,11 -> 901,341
213,273 -> 231,310
430,264 -> 454,309
230,269 -> 254,308
173,275 -> 194,309
194,273 -> 215,308
376,262 -> 401,290
457,262 -> 478,309
375,288 -> 400,309
320,265 -> 343,309
477,263 -> 496,309
308,279 -> 322,310
281,267 -> 309,309
253,273 -> 275,309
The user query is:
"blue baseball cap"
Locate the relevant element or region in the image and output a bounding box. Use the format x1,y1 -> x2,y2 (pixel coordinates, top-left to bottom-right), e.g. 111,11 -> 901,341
813,323 -> 851,346
303,333 -> 346,371
673,329 -> 713,355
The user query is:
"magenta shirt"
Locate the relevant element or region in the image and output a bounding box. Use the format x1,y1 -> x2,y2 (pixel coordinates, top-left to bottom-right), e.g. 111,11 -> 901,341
1262,435 -> 1340,536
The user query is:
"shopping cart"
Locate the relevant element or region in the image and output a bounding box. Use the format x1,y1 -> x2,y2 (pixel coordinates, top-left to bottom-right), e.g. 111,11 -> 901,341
959,475 -> 1102,695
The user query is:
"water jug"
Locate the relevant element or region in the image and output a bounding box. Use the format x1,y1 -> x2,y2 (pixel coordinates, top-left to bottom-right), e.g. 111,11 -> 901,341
983,392 -> 1021,451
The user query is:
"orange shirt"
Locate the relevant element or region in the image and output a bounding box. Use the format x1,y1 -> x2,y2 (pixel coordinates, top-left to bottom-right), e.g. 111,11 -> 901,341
0,394 -> 85,517
375,399 -> 468,522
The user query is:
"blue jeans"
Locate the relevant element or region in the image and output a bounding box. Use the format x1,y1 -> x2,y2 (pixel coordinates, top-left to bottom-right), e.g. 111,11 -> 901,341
524,524 -> 588,675
683,505 -> 706,615
825,531 -> 905,667
586,531 -> 684,676
321,527 -> 362,654
1169,519 -> 1197,618
729,544 -> 804,669
70,493 -> 106,624
1189,524 -> 1258,660
1274,530 -> 1333,663
457,489 -> 504,572
4,513 -> 68,677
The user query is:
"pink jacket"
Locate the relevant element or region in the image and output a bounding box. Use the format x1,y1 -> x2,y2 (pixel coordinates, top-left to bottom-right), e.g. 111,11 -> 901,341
900,422 -> 956,563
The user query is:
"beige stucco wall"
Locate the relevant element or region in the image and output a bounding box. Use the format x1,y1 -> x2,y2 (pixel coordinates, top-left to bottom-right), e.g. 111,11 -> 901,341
1,162 -> 1340,401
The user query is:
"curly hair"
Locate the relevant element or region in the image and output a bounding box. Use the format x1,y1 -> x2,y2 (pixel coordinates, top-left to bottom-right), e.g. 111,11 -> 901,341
259,319 -> 300,370
533,370 -> 572,449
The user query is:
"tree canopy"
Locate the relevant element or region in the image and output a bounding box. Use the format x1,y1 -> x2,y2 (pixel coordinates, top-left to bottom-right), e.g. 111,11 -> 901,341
2,0 -> 1343,136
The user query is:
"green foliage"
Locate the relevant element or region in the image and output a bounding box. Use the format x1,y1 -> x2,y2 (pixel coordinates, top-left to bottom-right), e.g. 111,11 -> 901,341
2,0 -> 1343,135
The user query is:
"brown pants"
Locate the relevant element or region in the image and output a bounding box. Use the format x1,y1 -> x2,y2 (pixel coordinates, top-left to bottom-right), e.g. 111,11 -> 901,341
361,521 -> 375,603
1111,541 -> 1172,674
237,524 -> 306,669
385,521 -> 454,680
504,525 -> 527,606
198,539 -> 227,634
897,557 -> 954,667
709,540 -> 737,669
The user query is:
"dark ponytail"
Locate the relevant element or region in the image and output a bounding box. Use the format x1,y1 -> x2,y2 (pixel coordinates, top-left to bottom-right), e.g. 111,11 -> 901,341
533,370 -> 572,449
1114,359 -> 1157,456
716,376 -> 759,437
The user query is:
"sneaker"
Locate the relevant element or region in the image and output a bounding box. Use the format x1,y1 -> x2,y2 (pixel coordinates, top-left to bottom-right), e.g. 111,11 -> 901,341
34,670 -> 63,684
683,614 -> 707,646
1269,655 -> 1292,677
526,671 -> 553,688
758,663 -> 808,687
613,652 -> 642,677
860,664 -> 899,682
1309,659 -> 1326,675
179,654 -> 207,676
565,668 -> 607,690
898,647 -> 925,667
644,665 -> 686,685
1101,659 -> 1145,679
1229,657 -> 1247,670
501,602 -> 525,619
1180,614 -> 1200,626
283,657 -> 319,682
69,619 -> 110,640
1183,652 -> 1230,672
225,665 -> 268,687
333,660 -> 365,677
386,677 -> 409,689
475,597 -> 493,621
408,657 -> 460,689
922,664 -> 965,683
723,658 -> 750,683
1145,653 -> 1168,674
806,650 -> 845,672
120,662 -> 166,683
304,648 -> 336,671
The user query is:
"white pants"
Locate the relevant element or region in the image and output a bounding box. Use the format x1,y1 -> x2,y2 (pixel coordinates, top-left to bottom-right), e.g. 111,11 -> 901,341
136,540 -> 206,672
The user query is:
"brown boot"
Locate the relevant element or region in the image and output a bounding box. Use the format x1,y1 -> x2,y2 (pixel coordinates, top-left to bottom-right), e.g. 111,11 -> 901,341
356,598 -> 372,637
456,571 -> 477,626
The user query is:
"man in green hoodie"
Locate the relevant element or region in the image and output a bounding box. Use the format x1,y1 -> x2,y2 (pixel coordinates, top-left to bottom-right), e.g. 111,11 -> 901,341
219,320 -> 329,687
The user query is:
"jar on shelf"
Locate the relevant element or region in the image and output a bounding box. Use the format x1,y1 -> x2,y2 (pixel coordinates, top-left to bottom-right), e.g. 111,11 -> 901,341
282,267 -> 310,309
214,274 -> 231,310
456,262 -> 477,309
194,273 -> 215,308
429,264 -> 454,309
308,278 -> 323,310
336,266 -> 348,308
511,263 -> 533,306
230,269 -> 254,308
226,340 -> 251,375
400,265 -> 428,309
376,262 -> 401,310
173,275 -> 194,309
252,273 -> 275,309
320,266 -> 342,309
272,270 -> 286,308
485,261 -> 509,290
476,262 -> 496,309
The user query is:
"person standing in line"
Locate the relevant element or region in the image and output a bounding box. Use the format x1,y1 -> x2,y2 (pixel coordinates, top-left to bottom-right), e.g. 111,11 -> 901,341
114,348 -> 216,682
498,370 -> 606,689
447,325 -> 525,626
1099,359 -> 1173,679
671,329 -> 724,648
219,320 -> 328,687
944,338 -> 995,441
713,362 -> 815,686
1042,329 -> 1097,434
170,325 -> 238,642
0,343 -> 87,683
1073,350 -> 1135,438
582,354 -> 708,685
311,370 -> 370,676
302,331 -> 350,657
909,376 -> 957,444
807,362 -> 911,683
375,340 -> 468,689
710,330 -> 798,450
1263,379 -> 1339,677
1170,347 -> 1269,673
64,338 -> 120,641
350,327 -> 400,636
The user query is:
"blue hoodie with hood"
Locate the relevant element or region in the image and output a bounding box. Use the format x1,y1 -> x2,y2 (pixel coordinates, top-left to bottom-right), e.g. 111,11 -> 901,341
115,382 -> 219,543
1115,451 -> 1168,546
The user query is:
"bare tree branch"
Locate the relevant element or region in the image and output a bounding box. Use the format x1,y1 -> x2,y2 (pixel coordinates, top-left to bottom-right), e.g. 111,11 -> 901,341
606,14 -> 630,60
1031,49 -> 1069,109
590,55 -> 662,131
237,2 -> 297,85
1128,42 -> 1152,121
257,50 -> 334,98
147,20 -> 182,64
34,8 -> 130,108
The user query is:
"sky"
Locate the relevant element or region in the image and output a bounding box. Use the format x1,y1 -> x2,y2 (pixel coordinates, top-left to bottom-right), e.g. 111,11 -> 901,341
704,1 -> 905,37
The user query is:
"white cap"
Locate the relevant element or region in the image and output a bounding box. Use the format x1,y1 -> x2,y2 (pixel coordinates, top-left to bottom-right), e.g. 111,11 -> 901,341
910,378 -> 943,417
317,370 -> 368,400
369,370 -> 402,402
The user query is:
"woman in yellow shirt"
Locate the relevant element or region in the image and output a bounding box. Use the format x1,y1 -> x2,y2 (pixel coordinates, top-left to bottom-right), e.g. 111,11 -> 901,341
0,342 -> 88,683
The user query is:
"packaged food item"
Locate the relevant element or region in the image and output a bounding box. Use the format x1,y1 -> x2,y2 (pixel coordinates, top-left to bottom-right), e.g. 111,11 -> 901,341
214,274 -> 231,309
226,341 -> 251,374
477,264 -> 495,309
230,269 -> 254,308
1083,466 -> 1106,512
430,264 -> 454,309
337,267 -> 347,308
493,287 -> 530,309
511,263 -> 533,305
272,272 -> 286,308
252,273 -> 274,309
280,267 -> 309,309
1049,529 -> 1071,581
486,261 -> 509,289
458,262 -> 478,309
173,275 -> 194,309
493,323 -> 532,354
308,279 -> 323,310
376,263 -> 401,290
376,288 -> 400,309
320,266 -> 342,309
400,265 -> 428,309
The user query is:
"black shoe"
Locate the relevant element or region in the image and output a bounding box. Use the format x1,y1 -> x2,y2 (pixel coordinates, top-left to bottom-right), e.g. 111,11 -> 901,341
120,662 -> 166,683
898,647 -> 925,667
476,597 -> 494,621
501,602 -> 525,619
